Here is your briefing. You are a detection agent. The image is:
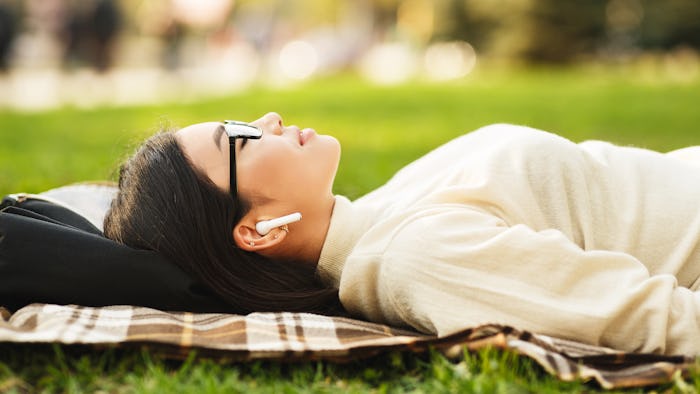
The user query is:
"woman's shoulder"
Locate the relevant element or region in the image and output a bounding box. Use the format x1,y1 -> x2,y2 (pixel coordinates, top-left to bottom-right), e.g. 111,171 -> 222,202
407,123 -> 565,168
462,123 -> 570,145
350,204 -> 505,267
455,124 -> 581,163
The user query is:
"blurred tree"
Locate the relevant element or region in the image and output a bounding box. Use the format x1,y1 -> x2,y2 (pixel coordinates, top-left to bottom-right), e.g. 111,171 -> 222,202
431,0 -> 699,63
371,0 -> 399,39
639,0 -> 700,50
433,0 -> 496,51
433,0 -> 534,58
63,0 -> 123,71
520,0 -> 608,63
0,0 -> 19,71
10,0 -> 697,71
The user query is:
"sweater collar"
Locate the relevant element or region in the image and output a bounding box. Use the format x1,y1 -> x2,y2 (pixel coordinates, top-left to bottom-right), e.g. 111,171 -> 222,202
316,195 -> 373,289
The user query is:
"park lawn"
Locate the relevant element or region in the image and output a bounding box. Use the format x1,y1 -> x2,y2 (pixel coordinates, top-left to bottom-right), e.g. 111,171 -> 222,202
1,67 -> 700,392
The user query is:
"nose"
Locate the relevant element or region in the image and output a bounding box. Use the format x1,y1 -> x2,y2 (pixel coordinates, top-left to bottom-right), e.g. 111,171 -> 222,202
262,112 -> 283,134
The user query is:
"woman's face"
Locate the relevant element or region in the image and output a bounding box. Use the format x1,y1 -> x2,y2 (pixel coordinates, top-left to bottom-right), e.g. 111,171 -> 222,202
176,112 -> 341,215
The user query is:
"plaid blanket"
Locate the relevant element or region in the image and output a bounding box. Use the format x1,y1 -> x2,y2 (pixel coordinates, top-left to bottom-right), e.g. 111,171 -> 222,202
1,184 -> 696,388
0,303 -> 695,389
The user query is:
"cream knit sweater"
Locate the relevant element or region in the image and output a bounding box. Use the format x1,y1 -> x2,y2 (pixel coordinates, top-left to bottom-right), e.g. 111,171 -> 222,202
317,124 -> 700,356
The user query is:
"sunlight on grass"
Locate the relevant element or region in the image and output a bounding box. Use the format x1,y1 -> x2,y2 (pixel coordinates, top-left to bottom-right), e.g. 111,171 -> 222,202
1,69 -> 698,198
1,70 -> 698,194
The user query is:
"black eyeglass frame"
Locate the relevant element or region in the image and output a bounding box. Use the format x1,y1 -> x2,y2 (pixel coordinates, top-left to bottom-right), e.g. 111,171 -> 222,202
223,120 -> 263,200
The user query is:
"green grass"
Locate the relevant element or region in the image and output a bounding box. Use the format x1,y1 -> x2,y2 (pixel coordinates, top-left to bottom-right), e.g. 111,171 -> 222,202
0,343 -> 660,393
1,67 -> 700,392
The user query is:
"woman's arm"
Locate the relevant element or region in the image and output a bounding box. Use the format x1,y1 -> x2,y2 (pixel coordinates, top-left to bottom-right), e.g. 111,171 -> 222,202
340,205 -> 700,355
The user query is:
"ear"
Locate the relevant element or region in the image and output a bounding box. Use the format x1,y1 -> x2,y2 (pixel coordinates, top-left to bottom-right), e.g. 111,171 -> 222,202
232,220 -> 287,252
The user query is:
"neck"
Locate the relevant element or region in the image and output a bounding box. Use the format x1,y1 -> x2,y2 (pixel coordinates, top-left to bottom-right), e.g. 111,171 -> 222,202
315,195 -> 375,288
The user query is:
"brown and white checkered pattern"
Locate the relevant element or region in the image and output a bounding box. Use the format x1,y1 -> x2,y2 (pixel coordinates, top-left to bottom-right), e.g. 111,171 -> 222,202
0,303 -> 695,389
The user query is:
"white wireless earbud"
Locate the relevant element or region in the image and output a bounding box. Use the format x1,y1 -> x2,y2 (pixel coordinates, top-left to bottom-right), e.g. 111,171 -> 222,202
255,212 -> 302,236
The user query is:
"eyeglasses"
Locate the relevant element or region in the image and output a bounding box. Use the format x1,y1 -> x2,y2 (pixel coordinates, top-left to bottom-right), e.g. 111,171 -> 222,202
223,120 -> 263,201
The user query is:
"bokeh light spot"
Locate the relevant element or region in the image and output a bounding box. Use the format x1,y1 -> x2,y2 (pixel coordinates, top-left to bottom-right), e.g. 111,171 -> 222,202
359,42 -> 417,85
424,41 -> 477,81
279,40 -> 319,80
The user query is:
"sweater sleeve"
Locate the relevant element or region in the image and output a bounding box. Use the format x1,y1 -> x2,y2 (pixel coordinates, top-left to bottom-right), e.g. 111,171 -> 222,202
365,205 -> 700,355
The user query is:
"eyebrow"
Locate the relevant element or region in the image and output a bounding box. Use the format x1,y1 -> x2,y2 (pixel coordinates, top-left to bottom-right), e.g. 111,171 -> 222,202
213,125 -> 225,151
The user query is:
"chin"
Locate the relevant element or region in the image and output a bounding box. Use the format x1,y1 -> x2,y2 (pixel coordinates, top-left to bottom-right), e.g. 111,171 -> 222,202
314,135 -> 341,160
308,138 -> 341,187
318,134 -> 340,147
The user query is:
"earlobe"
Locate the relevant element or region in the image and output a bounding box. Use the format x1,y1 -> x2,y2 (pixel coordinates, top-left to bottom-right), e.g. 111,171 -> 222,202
233,222 -> 287,252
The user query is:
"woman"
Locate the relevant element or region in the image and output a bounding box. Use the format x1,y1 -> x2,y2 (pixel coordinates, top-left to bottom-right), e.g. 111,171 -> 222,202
105,112 -> 700,356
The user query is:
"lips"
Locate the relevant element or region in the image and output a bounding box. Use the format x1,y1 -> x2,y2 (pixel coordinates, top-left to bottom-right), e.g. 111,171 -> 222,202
299,128 -> 316,146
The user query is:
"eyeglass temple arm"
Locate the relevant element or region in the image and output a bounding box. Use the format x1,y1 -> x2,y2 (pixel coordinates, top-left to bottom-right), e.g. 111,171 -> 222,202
230,136 -> 237,196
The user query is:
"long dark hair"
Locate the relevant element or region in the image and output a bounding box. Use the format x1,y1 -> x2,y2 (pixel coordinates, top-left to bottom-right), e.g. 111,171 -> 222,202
104,131 -> 343,315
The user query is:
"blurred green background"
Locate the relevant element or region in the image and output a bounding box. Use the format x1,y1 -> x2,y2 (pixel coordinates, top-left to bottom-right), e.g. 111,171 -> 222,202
1,69 -> 699,197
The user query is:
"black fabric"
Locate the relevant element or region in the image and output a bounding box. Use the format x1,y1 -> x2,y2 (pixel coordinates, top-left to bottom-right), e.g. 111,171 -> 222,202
0,196 -> 232,313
